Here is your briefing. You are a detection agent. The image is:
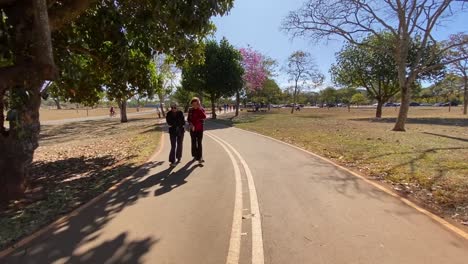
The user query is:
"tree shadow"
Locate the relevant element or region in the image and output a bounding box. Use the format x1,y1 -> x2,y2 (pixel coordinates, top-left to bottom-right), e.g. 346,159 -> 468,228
423,132 -> 468,143
1,156 -> 165,263
310,166 -> 385,201
349,117 -> 468,127
39,118 -> 162,145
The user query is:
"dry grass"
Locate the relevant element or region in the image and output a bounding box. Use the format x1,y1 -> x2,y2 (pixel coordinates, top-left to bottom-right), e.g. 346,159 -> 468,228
39,107 -> 154,121
220,106 -> 468,224
0,114 -> 163,250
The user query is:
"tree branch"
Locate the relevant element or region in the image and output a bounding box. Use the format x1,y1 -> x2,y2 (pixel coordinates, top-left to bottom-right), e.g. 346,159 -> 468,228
48,0 -> 97,31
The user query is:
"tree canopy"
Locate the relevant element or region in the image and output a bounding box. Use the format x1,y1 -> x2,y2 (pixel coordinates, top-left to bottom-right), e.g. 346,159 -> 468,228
182,38 -> 244,119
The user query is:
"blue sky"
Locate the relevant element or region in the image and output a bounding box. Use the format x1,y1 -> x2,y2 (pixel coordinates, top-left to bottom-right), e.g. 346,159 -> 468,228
212,0 -> 468,89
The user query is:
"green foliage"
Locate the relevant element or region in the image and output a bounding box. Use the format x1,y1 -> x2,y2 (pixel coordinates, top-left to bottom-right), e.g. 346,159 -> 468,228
248,78 -> 282,104
330,33 -> 399,104
351,93 -> 367,105
172,87 -> 194,112
320,87 -> 338,104
49,0 -> 234,106
336,87 -> 359,104
182,38 -> 244,105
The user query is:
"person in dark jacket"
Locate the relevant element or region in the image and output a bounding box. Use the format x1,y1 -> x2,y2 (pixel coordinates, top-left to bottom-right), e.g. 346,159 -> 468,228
166,103 -> 185,166
187,97 -> 206,164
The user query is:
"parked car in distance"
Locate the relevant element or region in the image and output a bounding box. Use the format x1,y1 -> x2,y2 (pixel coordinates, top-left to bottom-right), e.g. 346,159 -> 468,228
409,102 -> 420,106
384,102 -> 397,107
419,103 -> 432,106
442,102 -> 458,106
434,102 -> 444,107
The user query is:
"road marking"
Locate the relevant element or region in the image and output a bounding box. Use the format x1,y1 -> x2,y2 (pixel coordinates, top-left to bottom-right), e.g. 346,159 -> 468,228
206,134 -> 243,264
236,127 -> 468,240
208,133 -> 265,264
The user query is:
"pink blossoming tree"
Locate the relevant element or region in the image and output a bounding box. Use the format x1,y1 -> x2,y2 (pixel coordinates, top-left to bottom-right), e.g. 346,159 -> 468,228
238,47 -> 268,115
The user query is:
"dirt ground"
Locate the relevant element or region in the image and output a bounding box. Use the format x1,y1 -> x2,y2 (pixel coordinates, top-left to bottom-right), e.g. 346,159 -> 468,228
0,114 -> 163,250
39,107 -> 155,121
219,106 -> 468,225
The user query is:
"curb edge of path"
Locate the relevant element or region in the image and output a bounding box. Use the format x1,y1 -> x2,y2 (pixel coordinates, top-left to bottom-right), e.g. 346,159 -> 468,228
230,126 -> 468,240
0,131 -> 165,259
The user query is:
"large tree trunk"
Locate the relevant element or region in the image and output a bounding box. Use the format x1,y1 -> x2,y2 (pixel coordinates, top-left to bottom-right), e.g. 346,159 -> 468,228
393,83 -> 411,131
463,76 -> 467,115
117,99 -> 128,123
375,100 -> 383,118
0,82 -> 42,203
211,94 -> 217,119
0,89 -> 5,135
235,90 -> 240,117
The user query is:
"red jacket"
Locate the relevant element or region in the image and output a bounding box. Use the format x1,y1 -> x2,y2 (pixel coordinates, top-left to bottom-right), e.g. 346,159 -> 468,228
188,108 -> 206,132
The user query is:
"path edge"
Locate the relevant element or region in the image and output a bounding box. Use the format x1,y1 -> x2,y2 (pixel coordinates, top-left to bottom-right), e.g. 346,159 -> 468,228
0,131 -> 165,259
230,125 -> 468,240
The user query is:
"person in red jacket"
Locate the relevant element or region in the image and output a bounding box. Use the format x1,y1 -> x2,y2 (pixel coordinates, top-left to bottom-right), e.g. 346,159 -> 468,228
187,97 -> 206,164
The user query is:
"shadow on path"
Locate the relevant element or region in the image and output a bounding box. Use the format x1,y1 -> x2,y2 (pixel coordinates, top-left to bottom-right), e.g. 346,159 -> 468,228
2,157 -> 200,264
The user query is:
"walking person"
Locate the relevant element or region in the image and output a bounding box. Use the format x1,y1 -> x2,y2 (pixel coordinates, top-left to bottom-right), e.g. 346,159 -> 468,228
187,97 -> 206,164
166,103 -> 185,166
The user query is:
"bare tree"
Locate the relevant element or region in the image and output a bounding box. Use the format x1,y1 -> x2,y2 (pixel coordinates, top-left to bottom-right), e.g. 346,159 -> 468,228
447,33 -> 468,114
285,51 -> 324,114
283,0 -> 468,131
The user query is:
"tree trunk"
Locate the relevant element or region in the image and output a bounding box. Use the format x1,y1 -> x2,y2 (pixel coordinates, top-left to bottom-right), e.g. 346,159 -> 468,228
0,89 -> 5,134
464,76 -> 467,115
211,94 -> 217,119
375,100 -> 383,118
53,98 -> 61,109
393,33 -> 411,132
118,99 -> 128,123
136,98 -> 140,112
159,103 -> 166,118
235,90 -> 240,117
347,104 -> 351,112
0,82 -> 42,203
393,84 -> 411,131
158,92 -> 166,117
291,87 -> 297,114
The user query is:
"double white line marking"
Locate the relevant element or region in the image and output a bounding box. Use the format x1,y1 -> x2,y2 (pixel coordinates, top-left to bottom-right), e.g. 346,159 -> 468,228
206,133 -> 264,264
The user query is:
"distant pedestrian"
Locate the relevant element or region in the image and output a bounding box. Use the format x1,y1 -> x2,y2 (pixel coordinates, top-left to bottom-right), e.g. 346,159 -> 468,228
109,106 -> 115,117
187,97 -> 206,164
166,103 -> 185,166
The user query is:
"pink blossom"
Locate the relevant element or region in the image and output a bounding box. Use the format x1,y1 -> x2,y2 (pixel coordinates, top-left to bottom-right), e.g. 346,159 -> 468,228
239,47 -> 267,91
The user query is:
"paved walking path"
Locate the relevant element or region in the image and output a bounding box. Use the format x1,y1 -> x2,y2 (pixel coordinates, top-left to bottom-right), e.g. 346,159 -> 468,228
2,116 -> 468,264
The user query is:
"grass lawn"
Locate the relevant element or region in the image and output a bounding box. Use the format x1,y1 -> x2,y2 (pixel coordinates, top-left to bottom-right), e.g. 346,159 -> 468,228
0,114 -> 163,250
39,107 -> 155,121
219,107 -> 468,225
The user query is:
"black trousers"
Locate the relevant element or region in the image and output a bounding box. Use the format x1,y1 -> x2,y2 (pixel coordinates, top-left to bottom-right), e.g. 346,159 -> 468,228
190,131 -> 203,160
169,131 -> 184,163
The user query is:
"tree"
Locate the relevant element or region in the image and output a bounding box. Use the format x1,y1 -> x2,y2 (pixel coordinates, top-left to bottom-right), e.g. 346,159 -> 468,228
336,87 -> 359,112
320,87 -> 338,107
182,38 -> 244,119
154,54 -> 179,118
285,51 -> 324,113
0,0 -> 234,202
248,78 -> 283,109
435,74 -> 463,111
331,34 -> 400,118
351,93 -> 367,107
172,87 -> 194,113
239,47 -> 268,116
283,0 -> 468,131
447,33 -> 468,114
